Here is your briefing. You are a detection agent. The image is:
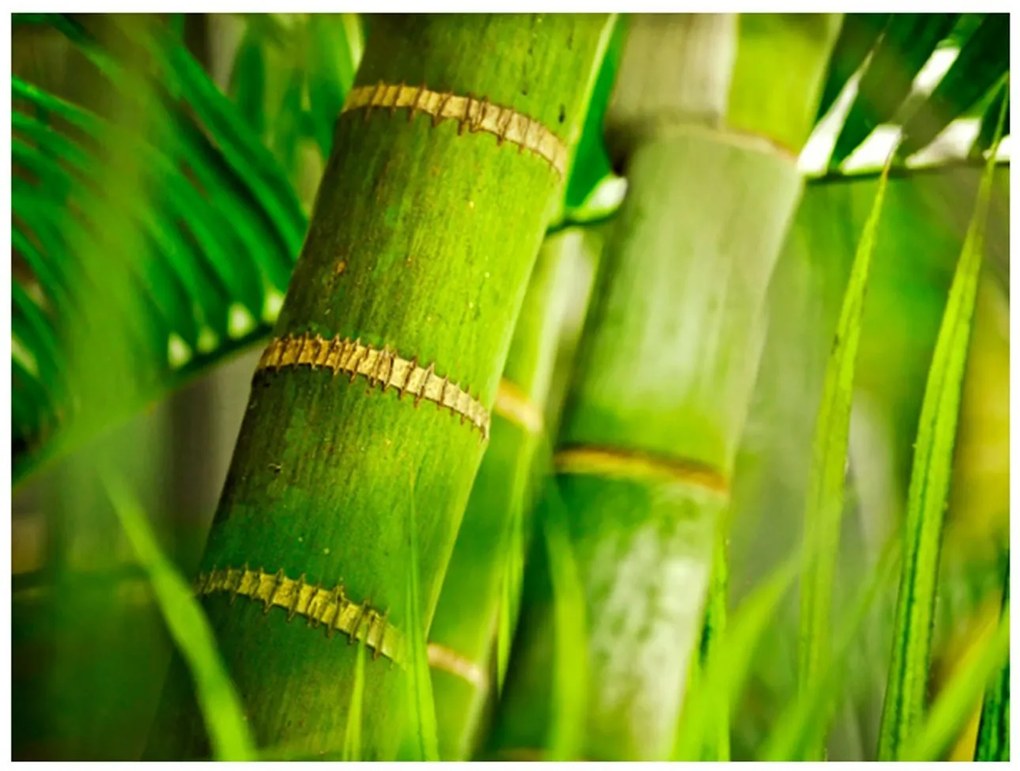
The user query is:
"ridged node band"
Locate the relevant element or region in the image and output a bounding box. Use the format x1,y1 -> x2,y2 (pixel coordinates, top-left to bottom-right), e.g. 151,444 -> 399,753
256,333 -> 490,439
196,566 -> 405,663
342,82 -> 567,177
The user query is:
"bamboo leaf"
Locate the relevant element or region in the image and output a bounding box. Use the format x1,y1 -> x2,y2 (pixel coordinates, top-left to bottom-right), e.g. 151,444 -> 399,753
764,540 -> 899,760
972,90 -> 1009,159
974,562 -> 1010,761
900,14 -> 1009,158
563,16 -> 626,212
341,637 -> 367,761
877,83 -> 1007,760
815,13 -> 890,121
797,146 -> 895,747
100,471 -> 255,761
229,29 -> 267,137
405,476 -> 439,762
831,14 -> 958,165
696,535 -> 730,761
674,553 -> 800,760
900,607 -> 1010,760
542,475 -> 590,761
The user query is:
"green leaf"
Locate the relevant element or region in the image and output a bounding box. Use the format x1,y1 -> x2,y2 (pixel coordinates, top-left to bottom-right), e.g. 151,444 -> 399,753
11,19 -> 305,485
764,540 -> 899,760
900,14 -> 1009,158
229,30 -> 267,137
543,475 -> 590,761
674,553 -> 800,760
972,90 -> 1009,159
341,637 -> 367,761
877,84 -> 1007,761
404,475 -> 439,762
100,471 -> 255,761
831,14 -> 958,165
696,535 -> 730,761
815,14 -> 890,121
562,16 -> 626,212
797,147 -> 894,745
974,561 -> 1010,761
305,14 -> 361,157
900,607 -> 1010,760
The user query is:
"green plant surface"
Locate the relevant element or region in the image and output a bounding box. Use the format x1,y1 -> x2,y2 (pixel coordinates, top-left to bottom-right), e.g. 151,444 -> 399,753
796,146 -> 894,745
877,87 -> 1007,761
428,230 -> 591,760
11,16 -> 315,486
900,606 -> 1009,760
675,553 -> 801,760
101,472 -> 254,761
489,15 -> 838,760
764,540 -> 899,760
899,16 -> 1009,157
974,566 -> 1010,761
814,14 -> 890,122
830,14 -> 959,166
145,15 -> 614,760
402,480 -> 439,761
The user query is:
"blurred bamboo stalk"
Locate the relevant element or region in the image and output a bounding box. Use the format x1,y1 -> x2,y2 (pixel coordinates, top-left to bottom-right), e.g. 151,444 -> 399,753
489,14 -> 840,760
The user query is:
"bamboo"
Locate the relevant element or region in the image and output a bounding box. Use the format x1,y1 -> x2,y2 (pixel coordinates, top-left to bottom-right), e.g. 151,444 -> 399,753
488,14 -> 839,760
146,15 -> 613,760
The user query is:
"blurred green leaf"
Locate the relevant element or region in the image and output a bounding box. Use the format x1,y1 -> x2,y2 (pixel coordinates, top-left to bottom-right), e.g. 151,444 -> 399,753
974,563 -> 1010,761
877,87 -> 1006,760
101,471 -> 255,761
562,16 -> 626,212
404,476 -> 439,761
901,607 -> 1009,760
900,15 -> 1009,158
815,14 -> 889,121
831,14 -> 958,165
797,148 -> 894,746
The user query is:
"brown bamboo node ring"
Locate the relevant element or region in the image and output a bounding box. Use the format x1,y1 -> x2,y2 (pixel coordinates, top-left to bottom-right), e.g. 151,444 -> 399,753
426,642 -> 487,689
196,566 -> 406,664
256,333 -> 490,439
493,378 -> 544,436
554,445 -> 729,496
342,82 -> 567,177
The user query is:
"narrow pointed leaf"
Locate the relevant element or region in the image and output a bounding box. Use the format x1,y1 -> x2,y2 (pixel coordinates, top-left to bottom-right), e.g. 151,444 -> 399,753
877,87 -> 1007,760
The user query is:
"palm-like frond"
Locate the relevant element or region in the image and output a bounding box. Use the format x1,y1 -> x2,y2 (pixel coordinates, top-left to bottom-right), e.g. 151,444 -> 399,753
11,14 -> 358,484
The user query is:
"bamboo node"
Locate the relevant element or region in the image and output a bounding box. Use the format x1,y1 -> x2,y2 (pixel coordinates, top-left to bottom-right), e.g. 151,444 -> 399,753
427,641 -> 487,689
196,566 -> 406,663
341,82 -> 567,177
554,445 -> 730,496
255,333 -> 490,439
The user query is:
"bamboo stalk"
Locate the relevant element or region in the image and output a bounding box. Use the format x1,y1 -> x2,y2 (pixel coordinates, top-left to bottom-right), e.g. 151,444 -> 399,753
146,15 -> 613,760
488,14 -> 840,760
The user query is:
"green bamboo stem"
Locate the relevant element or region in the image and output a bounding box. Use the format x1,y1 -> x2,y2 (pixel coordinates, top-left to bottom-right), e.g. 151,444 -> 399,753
488,14 -> 839,760
427,230 -> 595,760
146,15 -> 612,760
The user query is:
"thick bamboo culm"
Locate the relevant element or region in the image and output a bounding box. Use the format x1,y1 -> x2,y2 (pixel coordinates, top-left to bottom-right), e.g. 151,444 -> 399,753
489,14 -> 840,760
145,15 -> 613,760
